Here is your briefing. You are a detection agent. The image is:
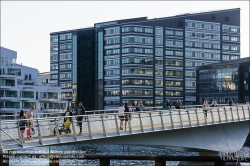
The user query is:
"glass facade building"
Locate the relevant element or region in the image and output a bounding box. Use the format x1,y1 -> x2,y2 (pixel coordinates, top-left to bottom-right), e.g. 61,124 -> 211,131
196,57 -> 250,104
49,8 -> 241,110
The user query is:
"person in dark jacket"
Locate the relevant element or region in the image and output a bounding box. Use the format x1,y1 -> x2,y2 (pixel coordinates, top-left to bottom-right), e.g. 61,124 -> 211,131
163,99 -> 172,110
124,103 -> 131,131
75,102 -> 85,134
17,110 -> 28,142
64,107 -> 73,122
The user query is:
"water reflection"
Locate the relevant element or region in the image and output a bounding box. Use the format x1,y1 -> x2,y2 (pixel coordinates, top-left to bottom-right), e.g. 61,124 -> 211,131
10,145 -> 249,166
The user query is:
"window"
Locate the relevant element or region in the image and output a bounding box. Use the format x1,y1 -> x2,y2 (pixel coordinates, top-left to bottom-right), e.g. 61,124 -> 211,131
165,50 -> 174,55
175,31 -> 183,36
155,38 -> 163,44
156,49 -> 163,56
60,34 -> 72,40
51,45 -> 58,51
225,17 -> 229,22
166,40 -> 173,46
230,45 -> 239,51
156,29 -> 163,35
51,36 -> 58,42
223,36 -> 230,41
166,30 -> 174,35
50,64 -> 58,70
50,55 -> 58,61
186,81 -> 196,87
60,53 -> 72,60
50,74 -> 58,79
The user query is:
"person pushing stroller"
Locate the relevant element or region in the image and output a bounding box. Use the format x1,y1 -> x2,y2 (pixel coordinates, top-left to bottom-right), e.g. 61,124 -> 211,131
64,107 -> 72,130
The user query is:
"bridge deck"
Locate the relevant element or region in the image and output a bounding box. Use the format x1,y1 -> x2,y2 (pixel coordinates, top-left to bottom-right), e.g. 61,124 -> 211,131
1,105 -> 249,151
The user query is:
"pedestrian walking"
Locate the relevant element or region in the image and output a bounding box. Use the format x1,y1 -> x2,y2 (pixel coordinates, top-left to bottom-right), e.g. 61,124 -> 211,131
118,103 -> 125,130
203,100 -> 210,117
17,110 -> 28,142
26,105 -> 35,140
75,102 -> 85,134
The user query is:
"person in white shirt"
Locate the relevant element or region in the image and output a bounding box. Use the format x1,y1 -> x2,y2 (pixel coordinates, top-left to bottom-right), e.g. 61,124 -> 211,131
26,105 -> 35,140
203,100 -> 210,117
118,104 -> 125,130
211,98 -> 217,107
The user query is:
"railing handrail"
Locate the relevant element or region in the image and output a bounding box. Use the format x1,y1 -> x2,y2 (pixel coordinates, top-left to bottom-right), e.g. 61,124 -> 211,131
0,105 -> 248,124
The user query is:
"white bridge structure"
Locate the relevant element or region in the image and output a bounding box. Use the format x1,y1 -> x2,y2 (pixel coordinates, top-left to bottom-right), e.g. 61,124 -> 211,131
0,104 -> 249,154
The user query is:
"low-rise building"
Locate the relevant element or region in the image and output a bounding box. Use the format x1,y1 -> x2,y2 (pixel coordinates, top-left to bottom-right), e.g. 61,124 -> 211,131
196,57 -> 250,104
0,47 -> 67,117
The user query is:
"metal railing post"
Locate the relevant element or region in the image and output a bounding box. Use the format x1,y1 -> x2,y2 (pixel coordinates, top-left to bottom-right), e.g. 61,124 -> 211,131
179,110 -> 183,128
230,107 -> 234,122
241,105 -> 246,120
236,105 -> 240,121
248,106 -> 250,119
187,110 -> 191,127
55,118 -> 61,143
128,115 -> 132,134
101,115 -> 107,137
169,111 -> 174,128
36,119 -> 43,145
149,112 -> 154,131
217,108 -> 221,123
114,115 -> 120,135
71,119 -> 77,140
87,116 -> 92,138
195,109 -> 199,126
138,113 -> 144,132
210,109 -> 214,124
203,109 -> 207,125
224,107 -> 228,122
17,125 -> 23,147
160,111 -> 165,130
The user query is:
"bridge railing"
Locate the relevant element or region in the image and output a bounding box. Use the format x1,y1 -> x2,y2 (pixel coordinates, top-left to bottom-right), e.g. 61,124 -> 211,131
0,104 -> 237,120
0,105 -> 249,150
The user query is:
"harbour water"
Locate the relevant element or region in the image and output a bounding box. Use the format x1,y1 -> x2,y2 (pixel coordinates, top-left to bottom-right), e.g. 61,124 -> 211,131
9,144 -> 250,166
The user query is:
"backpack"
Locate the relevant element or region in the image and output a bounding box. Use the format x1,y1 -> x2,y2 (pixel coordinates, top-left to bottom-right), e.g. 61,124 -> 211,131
18,116 -> 28,127
175,103 -> 179,108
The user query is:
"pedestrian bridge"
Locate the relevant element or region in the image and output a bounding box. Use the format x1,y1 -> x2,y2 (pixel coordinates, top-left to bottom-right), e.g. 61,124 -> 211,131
1,105 -> 249,153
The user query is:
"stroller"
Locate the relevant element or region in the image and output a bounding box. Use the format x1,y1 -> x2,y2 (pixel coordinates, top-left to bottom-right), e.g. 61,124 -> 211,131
53,118 -> 72,135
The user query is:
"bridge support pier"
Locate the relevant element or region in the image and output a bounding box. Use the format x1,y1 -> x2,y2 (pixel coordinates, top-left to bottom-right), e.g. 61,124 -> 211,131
100,159 -> 110,166
178,151 -> 220,166
155,159 -> 166,166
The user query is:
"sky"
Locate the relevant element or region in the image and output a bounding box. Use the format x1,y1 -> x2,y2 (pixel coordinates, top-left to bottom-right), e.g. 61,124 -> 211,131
1,1 -> 249,73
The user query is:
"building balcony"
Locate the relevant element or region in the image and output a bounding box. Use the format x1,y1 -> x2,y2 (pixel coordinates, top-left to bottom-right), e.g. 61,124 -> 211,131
0,95 -> 18,101
19,96 -> 35,100
40,108 -> 66,113
17,79 -> 36,86
39,97 -> 60,102
0,106 -> 20,112
0,73 -> 19,78
0,84 -> 16,89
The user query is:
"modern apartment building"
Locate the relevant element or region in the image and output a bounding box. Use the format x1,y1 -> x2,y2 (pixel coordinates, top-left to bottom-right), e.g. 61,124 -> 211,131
50,8 -> 240,110
196,57 -> 249,104
38,72 -> 50,86
0,47 -> 68,117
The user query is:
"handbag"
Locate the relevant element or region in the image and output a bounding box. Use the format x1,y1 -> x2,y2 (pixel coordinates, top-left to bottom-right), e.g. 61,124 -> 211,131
27,128 -> 33,136
31,127 -> 36,135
